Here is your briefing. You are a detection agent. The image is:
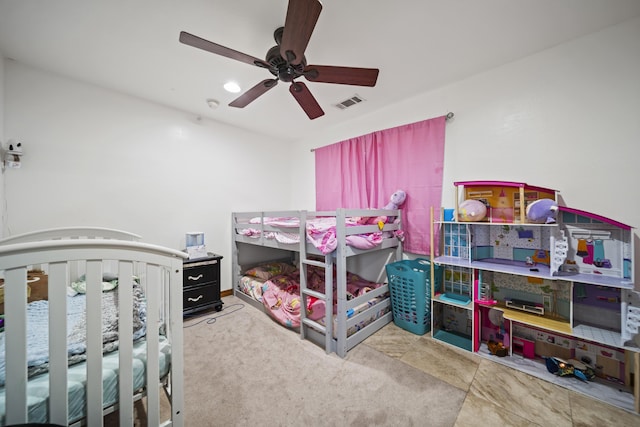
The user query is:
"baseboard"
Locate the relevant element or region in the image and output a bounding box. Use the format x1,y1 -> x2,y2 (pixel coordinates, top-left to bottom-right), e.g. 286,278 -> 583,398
221,289 -> 233,298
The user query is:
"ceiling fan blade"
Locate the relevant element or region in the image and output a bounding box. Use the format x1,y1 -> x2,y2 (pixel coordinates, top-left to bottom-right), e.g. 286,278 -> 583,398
289,81 -> 324,120
304,65 -> 379,86
280,0 -> 322,65
179,31 -> 271,69
229,79 -> 278,108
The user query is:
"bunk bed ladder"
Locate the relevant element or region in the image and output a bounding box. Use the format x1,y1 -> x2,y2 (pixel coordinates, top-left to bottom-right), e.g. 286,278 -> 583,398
298,212 -> 334,354
300,258 -> 334,354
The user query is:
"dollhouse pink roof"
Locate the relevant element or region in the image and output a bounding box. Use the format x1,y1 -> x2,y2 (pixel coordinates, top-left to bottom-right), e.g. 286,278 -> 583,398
558,206 -> 632,230
453,180 -> 557,194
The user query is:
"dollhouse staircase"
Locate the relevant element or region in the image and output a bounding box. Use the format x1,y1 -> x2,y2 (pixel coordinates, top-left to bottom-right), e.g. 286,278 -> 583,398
623,305 -> 640,343
550,230 -> 568,275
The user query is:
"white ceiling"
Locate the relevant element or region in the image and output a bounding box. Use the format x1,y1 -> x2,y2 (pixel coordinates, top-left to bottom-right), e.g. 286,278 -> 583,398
1,0 -> 640,141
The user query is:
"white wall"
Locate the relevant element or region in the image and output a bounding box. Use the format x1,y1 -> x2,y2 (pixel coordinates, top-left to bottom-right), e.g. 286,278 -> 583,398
0,55 -> 5,239
3,17 -> 640,290
291,16 -> 640,286
3,61 -> 295,290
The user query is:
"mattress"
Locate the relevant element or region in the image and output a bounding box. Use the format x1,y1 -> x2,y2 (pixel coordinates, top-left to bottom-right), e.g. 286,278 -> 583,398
0,335 -> 171,425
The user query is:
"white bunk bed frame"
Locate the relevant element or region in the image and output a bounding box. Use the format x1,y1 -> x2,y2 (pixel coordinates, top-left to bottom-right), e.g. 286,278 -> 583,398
232,209 -> 403,357
0,227 -> 187,427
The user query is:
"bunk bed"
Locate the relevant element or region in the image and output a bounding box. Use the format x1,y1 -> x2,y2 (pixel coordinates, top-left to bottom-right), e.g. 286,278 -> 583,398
0,227 -> 187,426
232,209 -> 403,357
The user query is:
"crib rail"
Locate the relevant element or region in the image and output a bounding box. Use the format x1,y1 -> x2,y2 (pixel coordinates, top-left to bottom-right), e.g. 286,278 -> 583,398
0,226 -> 142,245
0,238 -> 187,426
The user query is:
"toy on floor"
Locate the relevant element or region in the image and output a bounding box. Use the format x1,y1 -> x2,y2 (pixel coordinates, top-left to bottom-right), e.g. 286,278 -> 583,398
458,199 -> 487,222
487,340 -> 508,357
544,356 -> 595,382
526,198 -> 558,224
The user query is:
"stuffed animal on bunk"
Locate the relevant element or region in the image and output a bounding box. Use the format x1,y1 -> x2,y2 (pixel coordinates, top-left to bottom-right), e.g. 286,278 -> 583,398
384,189 -> 407,212
380,189 -> 407,226
526,198 -> 559,224
358,189 -> 407,230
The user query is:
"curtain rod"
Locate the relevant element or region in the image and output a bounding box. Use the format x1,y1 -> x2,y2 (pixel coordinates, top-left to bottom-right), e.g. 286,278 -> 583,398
310,112 -> 454,152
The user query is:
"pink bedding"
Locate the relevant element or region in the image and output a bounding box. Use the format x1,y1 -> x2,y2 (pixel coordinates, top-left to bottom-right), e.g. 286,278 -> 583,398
261,274 -> 302,328
242,263 -> 386,329
305,217 -> 384,254
240,215 -> 401,254
238,275 -> 266,303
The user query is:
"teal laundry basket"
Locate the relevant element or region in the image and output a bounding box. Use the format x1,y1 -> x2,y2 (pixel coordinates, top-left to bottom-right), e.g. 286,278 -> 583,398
385,258 -> 441,335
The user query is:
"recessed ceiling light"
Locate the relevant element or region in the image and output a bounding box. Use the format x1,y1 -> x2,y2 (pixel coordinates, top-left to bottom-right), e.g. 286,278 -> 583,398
223,81 -> 241,93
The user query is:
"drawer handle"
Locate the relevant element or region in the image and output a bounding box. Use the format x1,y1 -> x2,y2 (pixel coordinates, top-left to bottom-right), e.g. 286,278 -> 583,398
188,274 -> 204,281
188,295 -> 204,302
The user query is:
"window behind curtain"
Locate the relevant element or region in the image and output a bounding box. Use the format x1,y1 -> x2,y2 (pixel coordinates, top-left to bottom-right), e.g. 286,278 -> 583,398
314,116 -> 446,255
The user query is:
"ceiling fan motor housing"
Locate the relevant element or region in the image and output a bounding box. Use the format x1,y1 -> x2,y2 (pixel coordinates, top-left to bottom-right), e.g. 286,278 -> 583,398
266,45 -> 306,82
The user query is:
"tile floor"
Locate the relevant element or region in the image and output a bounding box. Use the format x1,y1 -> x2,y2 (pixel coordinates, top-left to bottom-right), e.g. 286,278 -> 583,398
362,322 -> 640,426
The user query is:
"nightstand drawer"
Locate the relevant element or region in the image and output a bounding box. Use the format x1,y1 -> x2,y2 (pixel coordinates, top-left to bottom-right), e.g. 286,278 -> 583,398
184,262 -> 218,286
182,253 -> 223,315
183,284 -> 217,310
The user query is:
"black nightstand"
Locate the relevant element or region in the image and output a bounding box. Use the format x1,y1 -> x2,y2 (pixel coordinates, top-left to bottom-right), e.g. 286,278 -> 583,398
182,253 -> 223,316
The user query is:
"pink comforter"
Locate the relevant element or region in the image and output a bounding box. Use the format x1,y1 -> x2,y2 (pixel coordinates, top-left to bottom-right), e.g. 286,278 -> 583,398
260,265 -> 383,328
305,217 -> 384,254
243,216 -> 395,254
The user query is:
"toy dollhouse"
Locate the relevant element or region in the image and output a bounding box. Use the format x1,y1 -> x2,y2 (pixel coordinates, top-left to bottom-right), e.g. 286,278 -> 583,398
431,180 -> 640,413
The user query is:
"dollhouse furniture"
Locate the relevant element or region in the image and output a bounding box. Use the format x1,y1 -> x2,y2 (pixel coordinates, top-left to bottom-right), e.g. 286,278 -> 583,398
430,181 -> 640,413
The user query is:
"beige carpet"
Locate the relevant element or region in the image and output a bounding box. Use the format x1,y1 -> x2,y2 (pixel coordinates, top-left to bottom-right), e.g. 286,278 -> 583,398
178,296 -> 466,426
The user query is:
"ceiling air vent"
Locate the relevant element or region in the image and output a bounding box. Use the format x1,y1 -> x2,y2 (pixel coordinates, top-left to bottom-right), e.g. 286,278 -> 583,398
335,94 -> 365,110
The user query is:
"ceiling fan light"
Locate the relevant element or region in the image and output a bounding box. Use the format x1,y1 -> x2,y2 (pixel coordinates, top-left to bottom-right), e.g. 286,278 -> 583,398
223,81 -> 241,93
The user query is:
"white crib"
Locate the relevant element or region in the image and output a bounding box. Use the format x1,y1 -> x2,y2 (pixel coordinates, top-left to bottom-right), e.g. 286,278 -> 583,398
0,227 -> 187,426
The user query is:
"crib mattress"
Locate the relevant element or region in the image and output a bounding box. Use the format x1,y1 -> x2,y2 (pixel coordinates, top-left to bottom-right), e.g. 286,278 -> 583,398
0,335 -> 171,425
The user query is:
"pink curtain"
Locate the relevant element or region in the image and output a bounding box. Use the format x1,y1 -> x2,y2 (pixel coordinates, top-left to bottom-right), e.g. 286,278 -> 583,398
314,115 -> 446,255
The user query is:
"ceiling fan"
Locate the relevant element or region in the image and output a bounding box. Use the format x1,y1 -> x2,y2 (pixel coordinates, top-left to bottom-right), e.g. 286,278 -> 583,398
179,0 -> 379,120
